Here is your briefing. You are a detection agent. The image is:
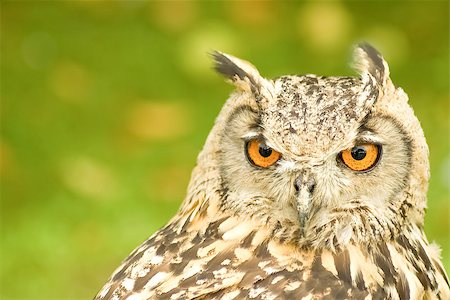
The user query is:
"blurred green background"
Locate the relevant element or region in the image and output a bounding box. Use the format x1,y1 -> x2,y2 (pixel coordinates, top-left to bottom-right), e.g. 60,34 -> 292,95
1,1 -> 449,299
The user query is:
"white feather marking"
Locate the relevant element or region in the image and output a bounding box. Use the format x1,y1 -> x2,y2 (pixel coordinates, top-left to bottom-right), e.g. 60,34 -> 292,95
125,294 -> 139,300
271,275 -> 284,284
222,222 -> 253,241
276,160 -> 297,173
150,255 -> 164,265
242,132 -> 260,140
197,239 -> 231,258
213,267 -> 228,278
257,260 -> 270,269
321,251 -> 338,276
234,247 -> 252,261
97,284 -> 110,298
136,267 -> 150,278
347,245 -> 363,287
182,262 -> 203,279
141,247 -> 157,263
125,292 -> 152,300
222,290 -> 241,300
170,291 -> 185,300
387,242 -> 423,299
218,217 -> 236,233
284,280 -> 301,291
145,272 -> 169,289
157,275 -> 181,294
222,275 -> 242,286
427,242 -> 442,259
337,224 -> 353,245
248,287 -> 265,298
196,279 -> 207,285
355,246 -> 384,287
122,278 -> 135,291
251,229 -> 269,246
263,266 -> 281,275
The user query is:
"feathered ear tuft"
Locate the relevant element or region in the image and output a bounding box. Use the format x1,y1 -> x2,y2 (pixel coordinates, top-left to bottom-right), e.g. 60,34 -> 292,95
211,51 -> 264,93
352,43 -> 390,87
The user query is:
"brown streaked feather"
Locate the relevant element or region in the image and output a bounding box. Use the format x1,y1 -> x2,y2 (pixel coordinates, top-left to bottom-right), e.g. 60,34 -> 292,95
96,209 -> 450,300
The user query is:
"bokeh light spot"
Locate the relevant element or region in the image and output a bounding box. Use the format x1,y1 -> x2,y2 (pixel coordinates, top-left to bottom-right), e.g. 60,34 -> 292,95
145,165 -> 191,202
361,26 -> 410,65
149,1 -> 197,33
297,2 -> 352,51
178,24 -> 238,78
126,100 -> 190,141
228,1 -> 276,28
49,62 -> 90,103
60,157 -> 117,200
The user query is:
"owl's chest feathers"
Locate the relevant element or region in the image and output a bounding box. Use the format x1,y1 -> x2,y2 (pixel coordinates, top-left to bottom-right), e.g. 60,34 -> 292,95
98,210 -> 447,300
158,212 -> 443,299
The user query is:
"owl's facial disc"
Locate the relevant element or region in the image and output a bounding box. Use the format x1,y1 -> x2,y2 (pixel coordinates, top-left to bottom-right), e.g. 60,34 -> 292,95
213,45 -> 428,248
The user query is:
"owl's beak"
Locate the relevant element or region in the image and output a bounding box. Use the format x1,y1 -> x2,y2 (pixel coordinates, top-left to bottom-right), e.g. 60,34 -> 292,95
294,171 -> 316,234
297,193 -> 312,234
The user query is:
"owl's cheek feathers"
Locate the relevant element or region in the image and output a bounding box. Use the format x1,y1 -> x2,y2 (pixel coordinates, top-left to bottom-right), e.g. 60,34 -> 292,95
223,162 -> 397,244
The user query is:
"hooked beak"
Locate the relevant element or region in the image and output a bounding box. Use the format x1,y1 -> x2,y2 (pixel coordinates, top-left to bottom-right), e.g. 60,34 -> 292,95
294,171 -> 316,235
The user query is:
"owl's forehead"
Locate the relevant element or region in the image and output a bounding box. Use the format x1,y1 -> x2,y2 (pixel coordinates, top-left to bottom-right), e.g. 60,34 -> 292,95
262,75 -> 371,158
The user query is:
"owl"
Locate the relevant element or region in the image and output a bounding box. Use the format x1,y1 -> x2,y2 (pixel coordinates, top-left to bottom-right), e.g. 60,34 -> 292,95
95,44 -> 449,300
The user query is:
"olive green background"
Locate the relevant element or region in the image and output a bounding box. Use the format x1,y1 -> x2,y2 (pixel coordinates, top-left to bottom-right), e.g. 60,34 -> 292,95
1,1 -> 449,299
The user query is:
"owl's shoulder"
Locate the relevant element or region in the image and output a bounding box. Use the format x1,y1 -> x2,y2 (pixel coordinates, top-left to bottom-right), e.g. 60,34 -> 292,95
96,216 -> 449,300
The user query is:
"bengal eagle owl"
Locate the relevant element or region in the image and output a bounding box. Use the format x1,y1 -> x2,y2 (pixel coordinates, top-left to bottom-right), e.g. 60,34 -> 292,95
95,44 -> 449,299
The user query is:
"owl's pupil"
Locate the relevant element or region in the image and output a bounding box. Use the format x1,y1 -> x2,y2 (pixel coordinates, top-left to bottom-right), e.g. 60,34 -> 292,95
351,146 -> 367,160
259,144 -> 273,157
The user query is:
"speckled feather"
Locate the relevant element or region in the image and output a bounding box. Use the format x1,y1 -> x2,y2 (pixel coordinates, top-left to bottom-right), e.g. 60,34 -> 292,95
95,44 -> 449,300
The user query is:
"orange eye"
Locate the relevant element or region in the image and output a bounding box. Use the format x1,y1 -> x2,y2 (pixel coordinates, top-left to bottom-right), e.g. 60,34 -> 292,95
340,144 -> 381,172
246,139 -> 281,168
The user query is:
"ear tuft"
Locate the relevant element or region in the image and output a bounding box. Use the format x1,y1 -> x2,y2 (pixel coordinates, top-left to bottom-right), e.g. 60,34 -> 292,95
212,51 -> 250,82
211,51 -> 264,92
352,43 -> 390,86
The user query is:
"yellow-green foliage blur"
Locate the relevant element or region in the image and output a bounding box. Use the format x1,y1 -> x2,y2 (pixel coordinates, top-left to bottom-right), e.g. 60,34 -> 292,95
1,2 -> 448,299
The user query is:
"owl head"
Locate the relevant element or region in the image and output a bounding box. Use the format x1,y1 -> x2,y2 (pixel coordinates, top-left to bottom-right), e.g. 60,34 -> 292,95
187,44 -> 429,250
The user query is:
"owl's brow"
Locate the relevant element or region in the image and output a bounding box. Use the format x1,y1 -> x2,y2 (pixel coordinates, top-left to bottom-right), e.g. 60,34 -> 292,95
242,132 -> 262,140
355,129 -> 384,145
241,133 -> 283,153
354,137 -> 383,146
354,119 -> 384,144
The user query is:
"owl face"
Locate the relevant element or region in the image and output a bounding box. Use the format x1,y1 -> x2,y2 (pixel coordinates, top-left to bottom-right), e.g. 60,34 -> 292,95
211,45 -> 428,248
